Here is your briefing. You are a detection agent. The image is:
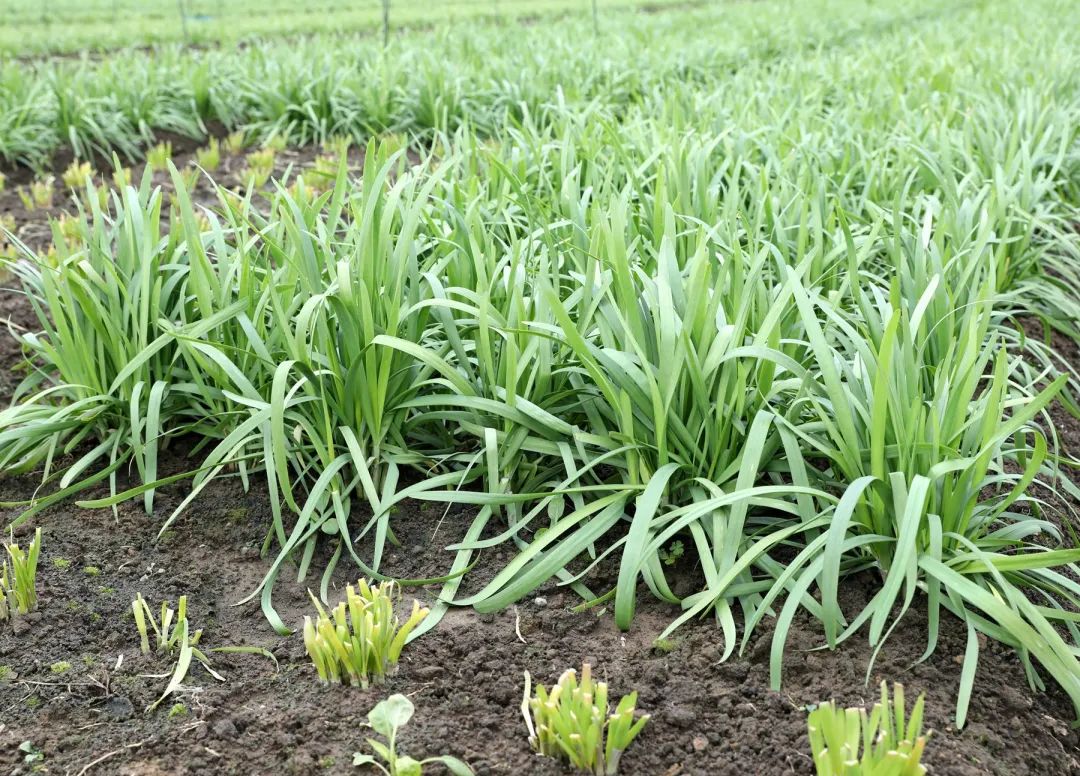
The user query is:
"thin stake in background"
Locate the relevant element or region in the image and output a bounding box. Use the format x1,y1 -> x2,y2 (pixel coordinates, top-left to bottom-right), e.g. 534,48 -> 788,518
177,0 -> 190,43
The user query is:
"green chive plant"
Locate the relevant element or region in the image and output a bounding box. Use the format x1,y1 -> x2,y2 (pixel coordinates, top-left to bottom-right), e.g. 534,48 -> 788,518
243,148 -> 275,186
303,580 -> 428,687
353,694 -> 474,775
131,592 -> 223,709
195,137 -> 220,171
61,161 -> 93,189
522,664 -> 649,775
807,683 -> 928,776
222,130 -> 247,154
746,260 -> 1080,725
0,0 -> 1078,732
132,592 -> 205,655
0,528 -> 42,620
17,178 -> 54,211
146,141 -> 173,172
0,176 -> 246,522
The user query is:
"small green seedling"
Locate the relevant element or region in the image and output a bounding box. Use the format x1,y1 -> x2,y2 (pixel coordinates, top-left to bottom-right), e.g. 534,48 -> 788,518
807,682 -> 929,776
62,161 -> 94,189
132,592 -> 204,655
1,527 -> 42,620
310,154 -> 340,192
659,540 -> 684,566
243,148 -> 276,187
58,213 -> 83,246
83,565 -> 101,576
19,741 -> 43,765
130,593 -> 276,710
522,663 -> 649,775
131,593 -> 223,710
322,134 -> 351,160
222,130 -> 247,154
303,579 -> 428,688
18,178 -> 54,211
180,165 -> 201,191
168,702 -> 188,718
196,137 -> 221,171
49,661 -> 72,674
147,141 -> 173,172
262,133 -> 287,152
353,694 -> 474,775
651,637 -> 678,654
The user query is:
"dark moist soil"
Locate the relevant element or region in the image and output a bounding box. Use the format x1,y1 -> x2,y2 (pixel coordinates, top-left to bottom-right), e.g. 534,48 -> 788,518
2,236 -> 1080,775
1,461 -> 1079,776
0,132 -> 391,260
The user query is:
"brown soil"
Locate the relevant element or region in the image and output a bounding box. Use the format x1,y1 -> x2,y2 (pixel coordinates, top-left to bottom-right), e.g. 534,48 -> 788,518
1,207 -> 1080,776
1,137 -> 359,258
1,456 -> 1079,776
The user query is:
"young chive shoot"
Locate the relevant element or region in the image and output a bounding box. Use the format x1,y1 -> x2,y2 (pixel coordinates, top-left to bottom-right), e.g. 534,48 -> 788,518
303,580 -> 428,688
807,682 -> 928,776
522,663 -> 649,775
1,527 -> 42,620
132,593 -> 226,710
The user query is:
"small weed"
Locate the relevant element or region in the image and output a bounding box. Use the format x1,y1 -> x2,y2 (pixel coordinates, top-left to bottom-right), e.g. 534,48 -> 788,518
808,683 -> 928,775
321,134 -> 351,160
659,540 -> 684,567
179,166 -> 201,191
651,638 -> 678,655
523,664 -> 649,775
262,133 -> 287,152
304,580 -> 427,687
83,566 -> 101,576
49,661 -> 72,674
168,702 -> 189,718
52,557 -> 71,569
353,694 -> 473,775
19,741 -> 43,765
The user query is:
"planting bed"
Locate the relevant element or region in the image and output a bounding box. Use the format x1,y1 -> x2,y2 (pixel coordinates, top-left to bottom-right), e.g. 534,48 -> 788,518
0,271 -> 1078,773
3,1 -> 1080,775
0,440 -> 1078,775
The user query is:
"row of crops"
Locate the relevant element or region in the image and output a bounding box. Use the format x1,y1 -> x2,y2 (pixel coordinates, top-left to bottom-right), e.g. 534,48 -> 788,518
3,0 -> 1080,739
0,0 -> 687,55
0,0 -> 1044,169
